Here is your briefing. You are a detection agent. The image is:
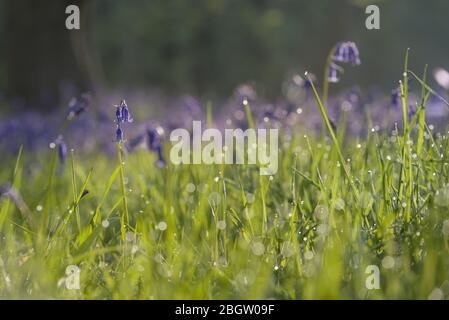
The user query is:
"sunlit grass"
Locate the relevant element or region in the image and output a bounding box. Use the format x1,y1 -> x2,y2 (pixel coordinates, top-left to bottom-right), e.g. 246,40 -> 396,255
1,48 -> 449,299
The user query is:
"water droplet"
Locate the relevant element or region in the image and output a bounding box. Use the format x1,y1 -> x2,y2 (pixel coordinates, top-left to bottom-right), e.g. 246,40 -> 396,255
157,221 -> 167,231
217,220 -> 226,230
251,242 -> 265,256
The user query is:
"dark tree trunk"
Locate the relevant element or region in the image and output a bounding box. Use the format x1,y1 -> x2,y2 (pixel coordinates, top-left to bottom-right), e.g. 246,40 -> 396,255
3,0 -> 92,112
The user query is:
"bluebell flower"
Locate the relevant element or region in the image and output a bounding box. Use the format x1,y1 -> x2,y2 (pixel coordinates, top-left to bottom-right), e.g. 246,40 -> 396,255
116,127 -> 124,142
333,42 -> 361,66
116,100 -> 133,124
328,63 -> 340,83
147,127 -> 161,151
328,42 -> 360,83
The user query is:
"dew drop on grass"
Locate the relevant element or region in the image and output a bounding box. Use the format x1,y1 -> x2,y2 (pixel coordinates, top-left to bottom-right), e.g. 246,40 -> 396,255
49,143 -> 56,149
382,256 -> 395,269
334,198 -> 345,211
217,220 -> 226,230
157,221 -> 167,231
314,204 -> 328,220
304,251 -> 314,260
36,205 -> 43,212
251,242 -> 265,256
101,220 -> 109,228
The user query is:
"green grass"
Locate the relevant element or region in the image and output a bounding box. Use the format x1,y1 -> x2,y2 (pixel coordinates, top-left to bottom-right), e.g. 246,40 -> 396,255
1,62 -> 449,300
1,119 -> 449,299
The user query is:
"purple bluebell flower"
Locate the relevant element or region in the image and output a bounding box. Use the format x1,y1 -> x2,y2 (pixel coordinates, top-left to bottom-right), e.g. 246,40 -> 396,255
116,100 -> 133,124
328,42 -> 360,83
328,63 -> 340,83
116,127 -> 124,142
147,127 -> 161,151
333,42 -> 361,66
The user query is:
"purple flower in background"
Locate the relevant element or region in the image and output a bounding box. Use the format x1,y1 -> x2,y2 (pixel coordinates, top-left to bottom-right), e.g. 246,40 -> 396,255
333,42 -> 361,66
56,135 -> 67,164
127,134 -> 145,151
147,127 -> 161,151
67,94 -> 90,120
328,41 -> 361,83
391,87 -> 401,108
146,127 -> 165,167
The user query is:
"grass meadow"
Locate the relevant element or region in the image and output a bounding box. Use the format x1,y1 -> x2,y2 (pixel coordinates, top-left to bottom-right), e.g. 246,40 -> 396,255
1,47 -> 449,300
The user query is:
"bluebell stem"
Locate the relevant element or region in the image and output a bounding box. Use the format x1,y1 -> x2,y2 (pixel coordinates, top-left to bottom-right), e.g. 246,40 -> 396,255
155,145 -> 166,168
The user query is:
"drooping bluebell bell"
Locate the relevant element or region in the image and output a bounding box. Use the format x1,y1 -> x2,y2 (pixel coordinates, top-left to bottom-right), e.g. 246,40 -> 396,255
328,42 -> 361,83
333,42 -> 361,66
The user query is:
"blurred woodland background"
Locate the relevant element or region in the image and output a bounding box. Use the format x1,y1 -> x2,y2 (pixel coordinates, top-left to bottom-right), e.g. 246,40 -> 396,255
1,0 -> 449,112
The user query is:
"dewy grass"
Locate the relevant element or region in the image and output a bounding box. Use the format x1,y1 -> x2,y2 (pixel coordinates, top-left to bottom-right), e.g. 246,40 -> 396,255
1,50 -> 449,300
